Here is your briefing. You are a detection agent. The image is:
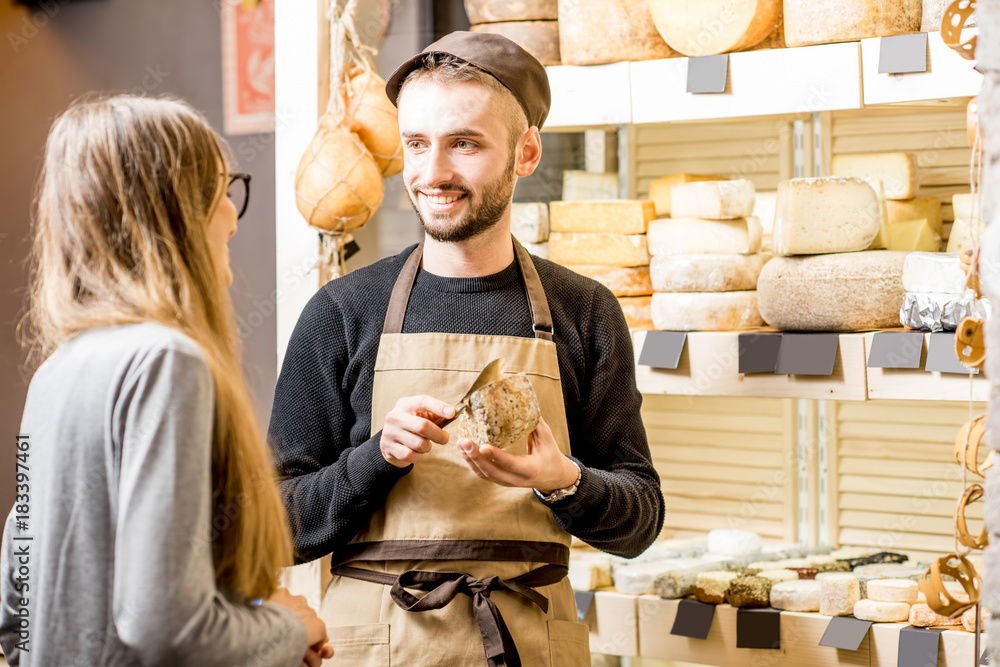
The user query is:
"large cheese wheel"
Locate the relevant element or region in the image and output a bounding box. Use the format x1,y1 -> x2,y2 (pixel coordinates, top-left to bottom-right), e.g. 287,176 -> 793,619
648,173 -> 724,217
557,0 -> 676,65
651,291 -> 763,331
757,251 -> 909,331
464,0 -> 558,24
568,265 -> 653,297
470,21 -> 560,67
650,254 -> 764,292
773,177 -> 882,255
648,0 -> 782,57
783,0 -> 922,48
647,217 -> 762,256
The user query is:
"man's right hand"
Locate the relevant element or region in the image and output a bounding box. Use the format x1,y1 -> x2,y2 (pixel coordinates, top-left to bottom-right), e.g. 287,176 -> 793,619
380,396 -> 455,467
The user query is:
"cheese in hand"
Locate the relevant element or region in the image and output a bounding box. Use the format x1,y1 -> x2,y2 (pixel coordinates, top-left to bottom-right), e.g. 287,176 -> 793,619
670,179 -> 756,220
647,217 -> 762,256
773,177 -> 881,255
830,152 -> 919,200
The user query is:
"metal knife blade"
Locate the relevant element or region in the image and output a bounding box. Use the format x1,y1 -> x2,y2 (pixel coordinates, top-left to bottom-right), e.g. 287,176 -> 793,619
438,357 -> 505,428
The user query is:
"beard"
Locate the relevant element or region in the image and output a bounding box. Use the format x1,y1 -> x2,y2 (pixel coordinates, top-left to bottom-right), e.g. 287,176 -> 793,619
408,153 -> 517,244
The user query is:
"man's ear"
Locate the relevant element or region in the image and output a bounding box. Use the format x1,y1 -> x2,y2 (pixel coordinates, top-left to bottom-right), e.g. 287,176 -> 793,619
514,127 -> 542,178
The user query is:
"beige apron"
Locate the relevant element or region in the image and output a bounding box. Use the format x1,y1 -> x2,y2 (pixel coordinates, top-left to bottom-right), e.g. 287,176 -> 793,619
320,238 -> 591,666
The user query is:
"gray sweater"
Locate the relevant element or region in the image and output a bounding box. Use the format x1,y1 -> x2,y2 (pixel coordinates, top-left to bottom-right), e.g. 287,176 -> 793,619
0,323 -> 308,666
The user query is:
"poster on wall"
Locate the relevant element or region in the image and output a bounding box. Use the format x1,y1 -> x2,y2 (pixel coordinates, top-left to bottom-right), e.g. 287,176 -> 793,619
222,0 -> 275,136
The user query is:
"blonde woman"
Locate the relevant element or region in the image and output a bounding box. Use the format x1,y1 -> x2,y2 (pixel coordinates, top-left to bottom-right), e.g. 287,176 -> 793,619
0,96 -> 333,666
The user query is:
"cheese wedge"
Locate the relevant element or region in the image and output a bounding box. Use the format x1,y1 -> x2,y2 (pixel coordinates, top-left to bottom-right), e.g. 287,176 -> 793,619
886,197 -> 943,235
831,152 -> 919,200
886,218 -> 940,252
671,179 -> 756,220
773,177 -> 882,255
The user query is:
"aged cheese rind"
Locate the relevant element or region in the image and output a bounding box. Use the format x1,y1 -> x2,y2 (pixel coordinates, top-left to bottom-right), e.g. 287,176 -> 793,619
511,203 -> 550,244
771,580 -> 822,612
464,0 -> 558,24
613,558 -> 705,595
618,296 -> 654,330
866,579 -> 919,604
757,252 -> 909,331
648,173 -> 723,217
557,0 -> 676,65
647,217 -> 762,256
773,177 -> 882,255
456,373 -> 539,450
549,233 -> 650,267
650,254 -> 764,292
550,200 -> 654,235
854,599 -> 911,622
469,21 -> 561,66
562,171 -> 620,202
902,252 -> 967,293
693,571 -> 739,604
568,265 -> 653,296
886,198 -> 944,235
652,292 -> 763,332
820,574 -> 861,617
726,576 -> 772,608
648,0 -> 782,57
784,0 -> 922,48
909,603 -> 963,627
831,153 -> 920,200
671,179 -> 756,220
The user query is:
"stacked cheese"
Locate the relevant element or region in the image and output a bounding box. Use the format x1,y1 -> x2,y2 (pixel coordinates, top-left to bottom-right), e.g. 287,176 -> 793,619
645,178 -> 766,331
854,579 -> 918,622
557,0 -> 676,65
548,200 -> 655,329
900,252 -> 988,331
465,0 -> 560,65
783,0 -> 921,48
759,175 -> 908,331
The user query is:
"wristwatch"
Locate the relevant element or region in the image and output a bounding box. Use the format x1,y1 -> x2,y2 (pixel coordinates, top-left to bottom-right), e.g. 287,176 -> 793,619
534,460 -> 582,504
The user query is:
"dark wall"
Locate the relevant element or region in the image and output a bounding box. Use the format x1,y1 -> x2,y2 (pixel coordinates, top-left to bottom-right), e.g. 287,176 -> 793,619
0,0 -> 278,512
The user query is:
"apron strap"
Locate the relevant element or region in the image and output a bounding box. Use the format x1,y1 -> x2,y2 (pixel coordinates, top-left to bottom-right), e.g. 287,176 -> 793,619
382,237 -> 554,341
331,539 -> 569,568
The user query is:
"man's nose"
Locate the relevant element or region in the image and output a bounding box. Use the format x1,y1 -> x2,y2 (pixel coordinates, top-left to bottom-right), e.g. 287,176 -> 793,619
419,145 -> 455,187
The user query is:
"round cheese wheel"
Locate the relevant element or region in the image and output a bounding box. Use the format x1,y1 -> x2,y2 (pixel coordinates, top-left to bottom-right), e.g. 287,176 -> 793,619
345,71 -> 403,177
568,265 -> 653,297
648,0 -> 781,57
652,291 -> 763,332
854,599 -> 911,622
757,251 -> 908,331
784,0 -> 921,48
470,21 -> 560,66
866,579 -> 919,604
771,580 -> 822,612
820,574 -> 861,617
464,0 -> 558,24
650,254 -> 764,292
557,0 -> 676,65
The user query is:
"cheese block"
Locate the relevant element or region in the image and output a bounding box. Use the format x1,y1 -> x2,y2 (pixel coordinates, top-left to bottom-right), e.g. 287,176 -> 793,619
783,0 -> 921,48
757,252 -> 908,331
820,574 -> 861,617
647,0 -> 781,57
550,200 -> 654,235
647,217 -> 762,256
887,218 -> 941,252
464,0 -> 558,24
707,529 -> 762,557
773,177 -> 882,255
693,571 -> 739,604
652,291 -> 763,332
648,173 -> 723,217
952,193 -> 980,223
562,171 -> 620,202
909,603 -> 963,627
866,579 -> 919,604
726,576 -> 773,608
618,296 -> 654,330
946,217 -> 986,252
511,203 -> 549,244
886,198 -> 943,236
469,21 -> 560,66
831,153 -> 919,200
902,252 -> 967,293
771,580 -> 822,612
650,253 -> 764,292
522,242 -> 549,259
549,233 -> 649,267
854,599 -> 911,622
671,179 -> 756,220
568,265 -> 653,297
557,0 -> 676,65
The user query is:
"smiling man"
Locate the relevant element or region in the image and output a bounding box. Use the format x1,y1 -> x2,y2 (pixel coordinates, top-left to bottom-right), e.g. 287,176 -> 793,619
268,32 -> 664,666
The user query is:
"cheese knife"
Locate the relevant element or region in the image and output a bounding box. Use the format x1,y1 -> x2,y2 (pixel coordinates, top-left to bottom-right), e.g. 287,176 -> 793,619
438,357 -> 505,428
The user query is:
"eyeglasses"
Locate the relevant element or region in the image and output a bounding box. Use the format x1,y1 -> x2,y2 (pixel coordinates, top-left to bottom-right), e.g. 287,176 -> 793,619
226,172 -> 252,220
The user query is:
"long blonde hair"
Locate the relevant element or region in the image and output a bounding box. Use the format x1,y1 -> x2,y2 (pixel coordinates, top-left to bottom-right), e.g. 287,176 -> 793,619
24,95 -> 292,601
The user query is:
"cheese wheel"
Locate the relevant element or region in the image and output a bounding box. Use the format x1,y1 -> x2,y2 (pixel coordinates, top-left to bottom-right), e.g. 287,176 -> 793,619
464,0 -> 558,24
511,203 -> 549,244
830,153 -> 919,200
650,254 -> 764,292
854,599 -> 911,622
694,571 -> 739,605
549,233 -> 649,267
562,171 -> 620,202
902,252 -> 967,294
550,200 -> 654,234
652,292 -> 764,332
648,0 -> 782,57
671,179 -> 756,220
455,373 -> 539,450
866,579 -> 919,604
470,21 -> 560,67
726,576 -> 772,608
619,296 -> 654,330
773,177 -> 882,255
648,173 -> 724,217
909,603 -> 963,627
558,0 -> 677,65
820,574 -> 861,617
647,217 -> 762,256
568,265 -> 653,297
783,0 -> 922,48
757,251 -> 908,331
771,580 -> 822,612
886,198 -> 943,236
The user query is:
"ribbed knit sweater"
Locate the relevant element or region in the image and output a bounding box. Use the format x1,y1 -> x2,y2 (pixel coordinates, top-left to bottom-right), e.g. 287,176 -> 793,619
267,245 -> 665,564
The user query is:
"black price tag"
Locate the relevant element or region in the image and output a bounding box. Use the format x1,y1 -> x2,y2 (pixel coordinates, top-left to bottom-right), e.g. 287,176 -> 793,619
774,334 -> 839,376
670,599 -> 716,640
878,32 -> 928,74
898,626 -> 943,667
736,608 -> 781,650
343,239 -> 361,262
574,590 -> 595,622
819,616 -> 873,651
738,333 -> 782,374
926,332 -> 978,374
867,331 -> 923,369
982,650 -> 991,665
638,331 -> 688,370
687,54 -> 729,94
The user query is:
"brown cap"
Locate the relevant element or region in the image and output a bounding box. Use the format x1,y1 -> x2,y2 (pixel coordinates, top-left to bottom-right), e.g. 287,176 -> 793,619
385,31 -> 551,130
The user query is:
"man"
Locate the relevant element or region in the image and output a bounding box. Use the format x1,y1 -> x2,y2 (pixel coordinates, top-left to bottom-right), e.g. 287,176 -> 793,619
269,31 -> 664,666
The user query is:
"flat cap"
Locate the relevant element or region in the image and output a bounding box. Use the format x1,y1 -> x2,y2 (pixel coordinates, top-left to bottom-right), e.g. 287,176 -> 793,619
385,31 -> 551,130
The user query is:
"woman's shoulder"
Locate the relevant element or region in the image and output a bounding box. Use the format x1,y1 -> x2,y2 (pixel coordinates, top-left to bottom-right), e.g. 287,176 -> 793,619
70,322 -> 206,363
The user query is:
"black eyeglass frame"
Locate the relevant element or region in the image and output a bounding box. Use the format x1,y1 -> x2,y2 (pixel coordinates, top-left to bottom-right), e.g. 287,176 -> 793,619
227,172 -> 252,220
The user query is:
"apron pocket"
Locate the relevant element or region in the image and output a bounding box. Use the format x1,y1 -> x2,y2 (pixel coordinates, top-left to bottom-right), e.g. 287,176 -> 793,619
547,619 -> 591,667
326,623 -> 390,666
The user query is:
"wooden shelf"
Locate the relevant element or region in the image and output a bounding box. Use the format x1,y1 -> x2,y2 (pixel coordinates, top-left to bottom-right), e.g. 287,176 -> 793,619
861,31 -> 983,106
544,62 -> 632,129
863,332 -> 988,402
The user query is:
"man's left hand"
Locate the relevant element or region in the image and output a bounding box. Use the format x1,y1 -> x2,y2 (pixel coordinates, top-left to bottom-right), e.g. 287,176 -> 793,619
457,417 -> 579,494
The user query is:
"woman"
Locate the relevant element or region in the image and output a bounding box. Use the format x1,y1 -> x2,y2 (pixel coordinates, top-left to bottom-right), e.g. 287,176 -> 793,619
0,96 -> 333,666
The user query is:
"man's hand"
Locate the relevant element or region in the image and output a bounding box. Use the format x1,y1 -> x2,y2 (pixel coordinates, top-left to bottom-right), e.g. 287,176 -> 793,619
380,395 -> 455,468
457,417 -> 579,493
